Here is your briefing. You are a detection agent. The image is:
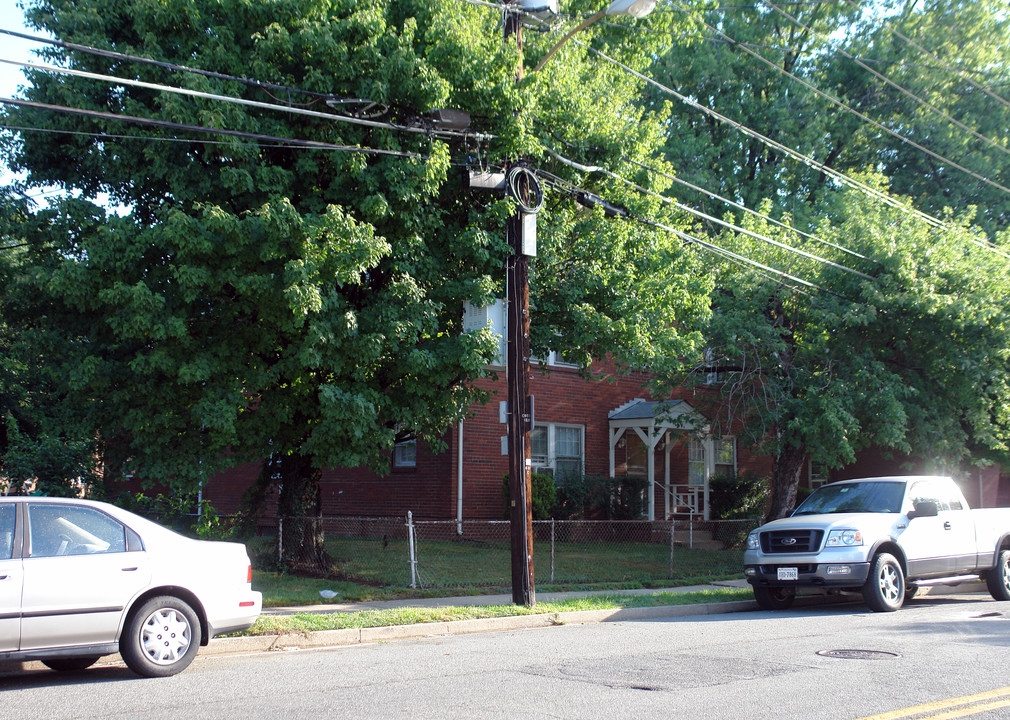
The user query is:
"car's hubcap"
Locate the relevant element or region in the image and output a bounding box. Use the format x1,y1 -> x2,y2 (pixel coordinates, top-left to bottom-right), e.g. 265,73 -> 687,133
140,608 -> 192,665
880,565 -> 900,602
1002,557 -> 1010,593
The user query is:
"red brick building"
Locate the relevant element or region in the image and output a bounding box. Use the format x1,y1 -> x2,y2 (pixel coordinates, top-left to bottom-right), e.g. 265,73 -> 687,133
204,349 -> 775,522
200,302 -> 1006,521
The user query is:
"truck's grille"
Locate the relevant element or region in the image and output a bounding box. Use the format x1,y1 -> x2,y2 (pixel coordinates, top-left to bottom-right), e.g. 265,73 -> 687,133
760,529 -> 824,553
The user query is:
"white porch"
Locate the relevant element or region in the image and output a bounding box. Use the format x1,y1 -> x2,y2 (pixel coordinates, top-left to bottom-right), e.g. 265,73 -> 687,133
607,398 -> 717,521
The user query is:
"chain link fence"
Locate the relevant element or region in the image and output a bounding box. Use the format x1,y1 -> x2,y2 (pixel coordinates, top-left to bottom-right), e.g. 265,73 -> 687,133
253,514 -> 761,590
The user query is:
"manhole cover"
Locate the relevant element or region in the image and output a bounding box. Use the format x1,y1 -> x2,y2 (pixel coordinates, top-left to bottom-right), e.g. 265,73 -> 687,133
817,649 -> 900,660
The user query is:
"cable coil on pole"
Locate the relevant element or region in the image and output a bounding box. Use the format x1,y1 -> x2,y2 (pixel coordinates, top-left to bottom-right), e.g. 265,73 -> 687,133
506,165 -> 544,214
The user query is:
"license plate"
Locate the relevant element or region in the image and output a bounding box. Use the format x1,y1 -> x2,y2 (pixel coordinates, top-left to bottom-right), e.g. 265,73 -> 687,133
777,567 -> 798,581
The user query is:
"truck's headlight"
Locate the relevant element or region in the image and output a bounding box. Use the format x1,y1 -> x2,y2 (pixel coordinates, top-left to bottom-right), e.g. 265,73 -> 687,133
746,531 -> 760,550
825,529 -> 863,547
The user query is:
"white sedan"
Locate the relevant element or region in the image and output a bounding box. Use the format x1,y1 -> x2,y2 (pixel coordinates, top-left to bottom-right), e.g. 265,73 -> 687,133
0,496 -> 262,677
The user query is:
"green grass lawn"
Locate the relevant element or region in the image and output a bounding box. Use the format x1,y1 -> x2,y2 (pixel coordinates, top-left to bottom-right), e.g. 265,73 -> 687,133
251,535 -> 745,606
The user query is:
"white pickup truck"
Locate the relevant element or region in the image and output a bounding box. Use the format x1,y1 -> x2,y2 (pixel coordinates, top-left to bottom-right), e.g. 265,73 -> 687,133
743,475 -> 1010,612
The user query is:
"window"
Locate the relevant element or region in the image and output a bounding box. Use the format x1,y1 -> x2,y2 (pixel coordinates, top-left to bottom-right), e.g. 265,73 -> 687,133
28,504 -> 126,557
809,460 -> 829,488
463,300 -> 506,366
689,437 -> 736,486
530,423 -> 584,482
393,438 -> 417,468
714,438 -> 736,476
464,302 -> 580,370
689,439 -> 705,487
0,505 -> 14,560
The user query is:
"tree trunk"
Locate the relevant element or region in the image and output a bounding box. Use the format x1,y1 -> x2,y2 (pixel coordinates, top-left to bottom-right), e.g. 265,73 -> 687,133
274,452 -> 330,574
766,443 -> 808,521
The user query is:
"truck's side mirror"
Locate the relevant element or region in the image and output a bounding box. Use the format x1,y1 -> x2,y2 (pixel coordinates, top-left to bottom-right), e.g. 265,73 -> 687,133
909,500 -> 939,519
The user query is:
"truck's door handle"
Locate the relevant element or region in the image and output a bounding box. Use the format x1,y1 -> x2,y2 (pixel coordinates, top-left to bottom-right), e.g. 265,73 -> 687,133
944,521 -> 952,530
121,567 -> 139,572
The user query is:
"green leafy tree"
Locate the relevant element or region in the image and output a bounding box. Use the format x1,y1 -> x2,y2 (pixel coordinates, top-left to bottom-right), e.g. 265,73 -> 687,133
672,183 -> 1010,520
2,0 -> 708,560
649,0 -> 1010,238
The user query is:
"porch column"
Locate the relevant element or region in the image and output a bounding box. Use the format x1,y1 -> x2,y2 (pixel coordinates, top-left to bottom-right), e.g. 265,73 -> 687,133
663,431 -> 672,520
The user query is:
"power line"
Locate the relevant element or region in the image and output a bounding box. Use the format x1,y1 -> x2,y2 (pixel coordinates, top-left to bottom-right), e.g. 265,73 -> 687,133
574,40 -> 937,224
838,0 -> 1010,113
543,146 -> 874,280
576,39 -> 1010,260
669,3 -> 1010,198
622,156 -> 879,264
639,215 -> 845,297
0,27 -> 335,105
0,96 -> 431,160
762,0 -> 1010,159
0,56 -> 492,142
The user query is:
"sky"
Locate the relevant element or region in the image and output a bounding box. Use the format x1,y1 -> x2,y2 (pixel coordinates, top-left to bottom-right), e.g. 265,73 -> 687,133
0,3 -> 42,103
1,2 -> 45,189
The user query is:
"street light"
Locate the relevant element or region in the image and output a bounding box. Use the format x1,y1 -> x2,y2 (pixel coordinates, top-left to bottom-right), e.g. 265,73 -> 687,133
532,0 -> 657,72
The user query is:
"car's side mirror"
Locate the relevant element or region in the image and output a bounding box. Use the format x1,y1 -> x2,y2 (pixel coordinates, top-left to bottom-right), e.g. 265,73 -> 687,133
909,500 -> 939,519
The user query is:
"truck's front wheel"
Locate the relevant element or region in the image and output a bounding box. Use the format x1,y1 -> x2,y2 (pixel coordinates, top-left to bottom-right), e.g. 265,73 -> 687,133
753,586 -> 796,610
863,553 -> 905,612
985,549 -> 1010,601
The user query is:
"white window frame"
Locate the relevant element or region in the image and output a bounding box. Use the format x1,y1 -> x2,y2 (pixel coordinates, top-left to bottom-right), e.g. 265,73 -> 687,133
462,300 -> 506,367
808,459 -> 828,488
393,438 -> 417,468
689,436 -> 737,486
530,423 -> 584,480
464,301 -> 580,370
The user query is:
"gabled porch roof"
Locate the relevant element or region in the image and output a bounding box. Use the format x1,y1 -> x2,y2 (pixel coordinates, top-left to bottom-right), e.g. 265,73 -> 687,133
608,398 -> 710,521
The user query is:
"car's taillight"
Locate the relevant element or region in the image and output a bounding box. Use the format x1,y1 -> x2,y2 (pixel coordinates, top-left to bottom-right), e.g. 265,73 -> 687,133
247,564 -> 253,583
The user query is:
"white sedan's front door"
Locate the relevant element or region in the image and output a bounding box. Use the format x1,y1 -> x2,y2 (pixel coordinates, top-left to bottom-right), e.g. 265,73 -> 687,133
19,503 -> 152,652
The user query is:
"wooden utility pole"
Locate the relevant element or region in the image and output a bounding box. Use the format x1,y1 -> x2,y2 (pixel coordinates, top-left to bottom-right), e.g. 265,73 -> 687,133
504,3 -> 535,607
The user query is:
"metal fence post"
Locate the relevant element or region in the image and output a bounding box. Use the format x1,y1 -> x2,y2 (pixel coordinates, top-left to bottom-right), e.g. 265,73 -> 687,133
669,518 -> 675,579
407,511 -> 417,589
550,519 -> 556,584
277,516 -> 283,565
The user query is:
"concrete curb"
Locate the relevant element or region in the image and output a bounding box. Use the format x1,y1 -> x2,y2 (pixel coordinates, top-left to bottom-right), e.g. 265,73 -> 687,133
6,583 -> 986,672
202,598 -> 759,656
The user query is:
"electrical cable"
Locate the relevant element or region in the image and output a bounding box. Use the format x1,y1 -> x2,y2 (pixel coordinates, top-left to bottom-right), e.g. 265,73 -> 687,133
0,56 -> 494,142
668,2 -> 1010,198
0,96 -> 431,160
638,215 -> 845,298
574,39 -> 1010,260
838,0 -> 1010,113
543,146 -> 875,280
762,0 -> 1010,158
621,156 -> 879,264
0,27 -> 335,104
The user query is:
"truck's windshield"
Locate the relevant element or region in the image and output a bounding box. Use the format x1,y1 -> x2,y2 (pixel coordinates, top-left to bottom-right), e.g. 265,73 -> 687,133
793,481 -> 906,515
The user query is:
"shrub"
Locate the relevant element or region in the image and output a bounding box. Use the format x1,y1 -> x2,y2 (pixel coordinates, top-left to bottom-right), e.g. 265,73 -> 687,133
502,472 -> 557,520
708,472 -> 769,520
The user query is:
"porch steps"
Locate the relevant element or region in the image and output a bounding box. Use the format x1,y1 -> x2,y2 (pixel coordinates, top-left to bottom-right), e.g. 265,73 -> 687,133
672,527 -> 724,551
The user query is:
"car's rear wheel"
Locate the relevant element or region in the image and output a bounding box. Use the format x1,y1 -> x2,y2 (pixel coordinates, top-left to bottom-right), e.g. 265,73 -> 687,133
753,585 -> 796,610
120,596 -> 201,678
42,656 -> 101,672
863,552 -> 904,612
986,549 -> 1010,601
